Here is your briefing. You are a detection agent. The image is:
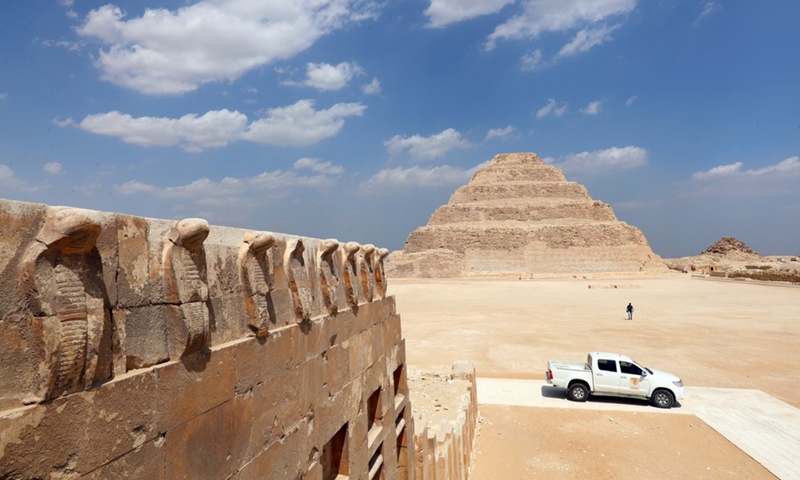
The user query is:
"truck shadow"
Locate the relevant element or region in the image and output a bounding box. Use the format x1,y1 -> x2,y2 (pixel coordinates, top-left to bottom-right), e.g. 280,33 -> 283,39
541,386 -> 684,410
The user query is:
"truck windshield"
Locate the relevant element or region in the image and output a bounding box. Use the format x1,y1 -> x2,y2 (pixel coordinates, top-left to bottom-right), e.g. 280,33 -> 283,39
631,359 -> 653,374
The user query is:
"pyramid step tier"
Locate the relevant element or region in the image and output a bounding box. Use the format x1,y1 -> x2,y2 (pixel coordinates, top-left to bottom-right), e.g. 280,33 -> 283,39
404,223 -> 649,254
429,201 -> 617,225
449,182 -> 589,204
470,163 -> 567,184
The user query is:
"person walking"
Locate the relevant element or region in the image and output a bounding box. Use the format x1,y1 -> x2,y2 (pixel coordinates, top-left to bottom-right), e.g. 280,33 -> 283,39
626,303 -> 634,320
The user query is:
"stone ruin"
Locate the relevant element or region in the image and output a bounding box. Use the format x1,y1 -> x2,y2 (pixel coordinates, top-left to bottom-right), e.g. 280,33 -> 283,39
387,153 -> 666,277
701,236 -> 759,258
0,198 -> 477,480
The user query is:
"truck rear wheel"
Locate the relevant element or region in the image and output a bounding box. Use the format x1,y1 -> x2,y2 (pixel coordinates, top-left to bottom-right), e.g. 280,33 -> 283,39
651,389 -> 675,408
567,383 -> 589,402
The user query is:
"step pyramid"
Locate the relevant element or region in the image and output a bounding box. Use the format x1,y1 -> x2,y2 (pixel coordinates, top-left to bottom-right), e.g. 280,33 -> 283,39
387,153 -> 666,277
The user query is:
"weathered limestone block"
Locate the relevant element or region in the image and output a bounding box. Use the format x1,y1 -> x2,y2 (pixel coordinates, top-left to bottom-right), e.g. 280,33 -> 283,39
0,368 -> 158,478
359,244 -> 376,303
449,181 -> 589,204
18,207 -> 113,401
374,247 -> 389,299
285,238 -> 314,322
342,241 -> 360,308
317,238 -> 340,315
162,218 -> 210,356
117,304 -> 170,370
238,232 -> 276,338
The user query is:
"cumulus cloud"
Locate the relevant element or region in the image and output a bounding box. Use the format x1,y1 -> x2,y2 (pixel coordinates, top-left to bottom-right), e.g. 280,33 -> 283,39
682,157 -> 800,197
384,128 -> 472,162
486,0 -> 637,50
44,162 -> 64,174
76,2 -> 379,95
245,100 -> 366,147
116,160 -> 343,207
520,49 -> 544,71
690,157 -> 800,182
557,23 -> 621,57
485,125 -> 515,141
546,146 -> 648,174
0,165 -> 39,192
536,98 -> 568,118
293,157 -> 344,175
359,163 -> 482,194
74,100 -> 365,151
425,0 -> 516,28
299,62 -> 364,91
580,100 -> 603,115
625,95 -> 638,106
362,77 -> 381,95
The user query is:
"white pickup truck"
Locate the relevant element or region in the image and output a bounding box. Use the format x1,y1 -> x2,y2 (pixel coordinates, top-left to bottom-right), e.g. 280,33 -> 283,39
545,352 -> 685,408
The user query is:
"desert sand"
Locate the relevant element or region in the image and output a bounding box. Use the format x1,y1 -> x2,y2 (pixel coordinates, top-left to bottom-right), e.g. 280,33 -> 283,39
389,275 -> 799,479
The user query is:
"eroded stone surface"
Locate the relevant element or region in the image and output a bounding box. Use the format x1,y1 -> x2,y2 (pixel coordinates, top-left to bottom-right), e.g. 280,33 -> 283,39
0,197 -> 473,480
387,152 -> 666,277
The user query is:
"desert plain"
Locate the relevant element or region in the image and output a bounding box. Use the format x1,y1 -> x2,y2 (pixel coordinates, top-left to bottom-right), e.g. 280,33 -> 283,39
389,274 -> 800,479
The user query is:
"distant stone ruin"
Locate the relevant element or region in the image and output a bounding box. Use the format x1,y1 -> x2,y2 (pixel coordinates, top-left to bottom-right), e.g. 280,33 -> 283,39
702,237 -> 758,257
387,153 -> 666,277
665,236 -> 800,284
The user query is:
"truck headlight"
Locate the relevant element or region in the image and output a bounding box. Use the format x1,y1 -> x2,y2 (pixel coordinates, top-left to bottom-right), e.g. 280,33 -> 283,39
673,379 -> 683,387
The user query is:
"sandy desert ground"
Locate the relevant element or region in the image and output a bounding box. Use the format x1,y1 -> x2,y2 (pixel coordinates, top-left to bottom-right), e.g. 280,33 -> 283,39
389,275 -> 799,479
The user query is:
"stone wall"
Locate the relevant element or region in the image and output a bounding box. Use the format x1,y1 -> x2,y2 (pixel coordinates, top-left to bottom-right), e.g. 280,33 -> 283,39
0,198 -> 476,479
410,364 -> 479,480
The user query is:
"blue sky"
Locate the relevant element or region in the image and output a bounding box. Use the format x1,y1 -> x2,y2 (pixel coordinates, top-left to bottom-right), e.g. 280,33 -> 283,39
1,0 -> 798,257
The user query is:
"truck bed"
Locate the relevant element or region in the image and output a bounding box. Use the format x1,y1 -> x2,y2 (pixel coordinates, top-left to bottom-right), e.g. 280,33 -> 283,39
549,360 -> 590,372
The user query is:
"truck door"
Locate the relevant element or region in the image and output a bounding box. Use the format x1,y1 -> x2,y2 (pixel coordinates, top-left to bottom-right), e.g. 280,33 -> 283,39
618,361 -> 650,398
593,359 -> 620,394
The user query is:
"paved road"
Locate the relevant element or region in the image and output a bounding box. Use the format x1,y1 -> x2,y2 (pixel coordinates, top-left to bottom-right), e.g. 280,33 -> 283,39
477,378 -> 800,480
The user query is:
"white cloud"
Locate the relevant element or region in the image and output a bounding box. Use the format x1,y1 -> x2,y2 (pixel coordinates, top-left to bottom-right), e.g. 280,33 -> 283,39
536,98 -> 568,118
384,128 -> 472,162
485,125 -> 515,141
520,49 -> 544,71
301,62 -> 364,91
0,93 -> 7,100
694,1 -> 721,27
75,100 -> 365,151
44,162 -> 64,174
53,117 -> 75,127
625,95 -> 638,106
76,2 -> 379,95
0,165 -> 39,192
486,0 -> 637,50
580,100 -> 603,115
690,157 -> 800,181
683,157 -> 800,197
557,23 -> 621,58
293,158 -> 344,175
547,146 -> 648,173
116,166 -> 340,206
245,100 -> 366,147
363,77 -> 381,95
359,163 -> 482,194
425,0 -> 516,28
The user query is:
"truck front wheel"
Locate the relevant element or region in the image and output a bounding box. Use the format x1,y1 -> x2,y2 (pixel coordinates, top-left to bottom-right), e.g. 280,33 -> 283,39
651,389 -> 675,408
567,383 -> 589,402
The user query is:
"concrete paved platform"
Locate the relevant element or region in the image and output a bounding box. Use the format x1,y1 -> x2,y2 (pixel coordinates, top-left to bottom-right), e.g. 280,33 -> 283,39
476,378 -> 800,480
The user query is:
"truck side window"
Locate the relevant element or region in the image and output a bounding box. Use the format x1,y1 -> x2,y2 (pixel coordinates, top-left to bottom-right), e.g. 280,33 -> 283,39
620,361 -> 643,375
597,359 -> 617,372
